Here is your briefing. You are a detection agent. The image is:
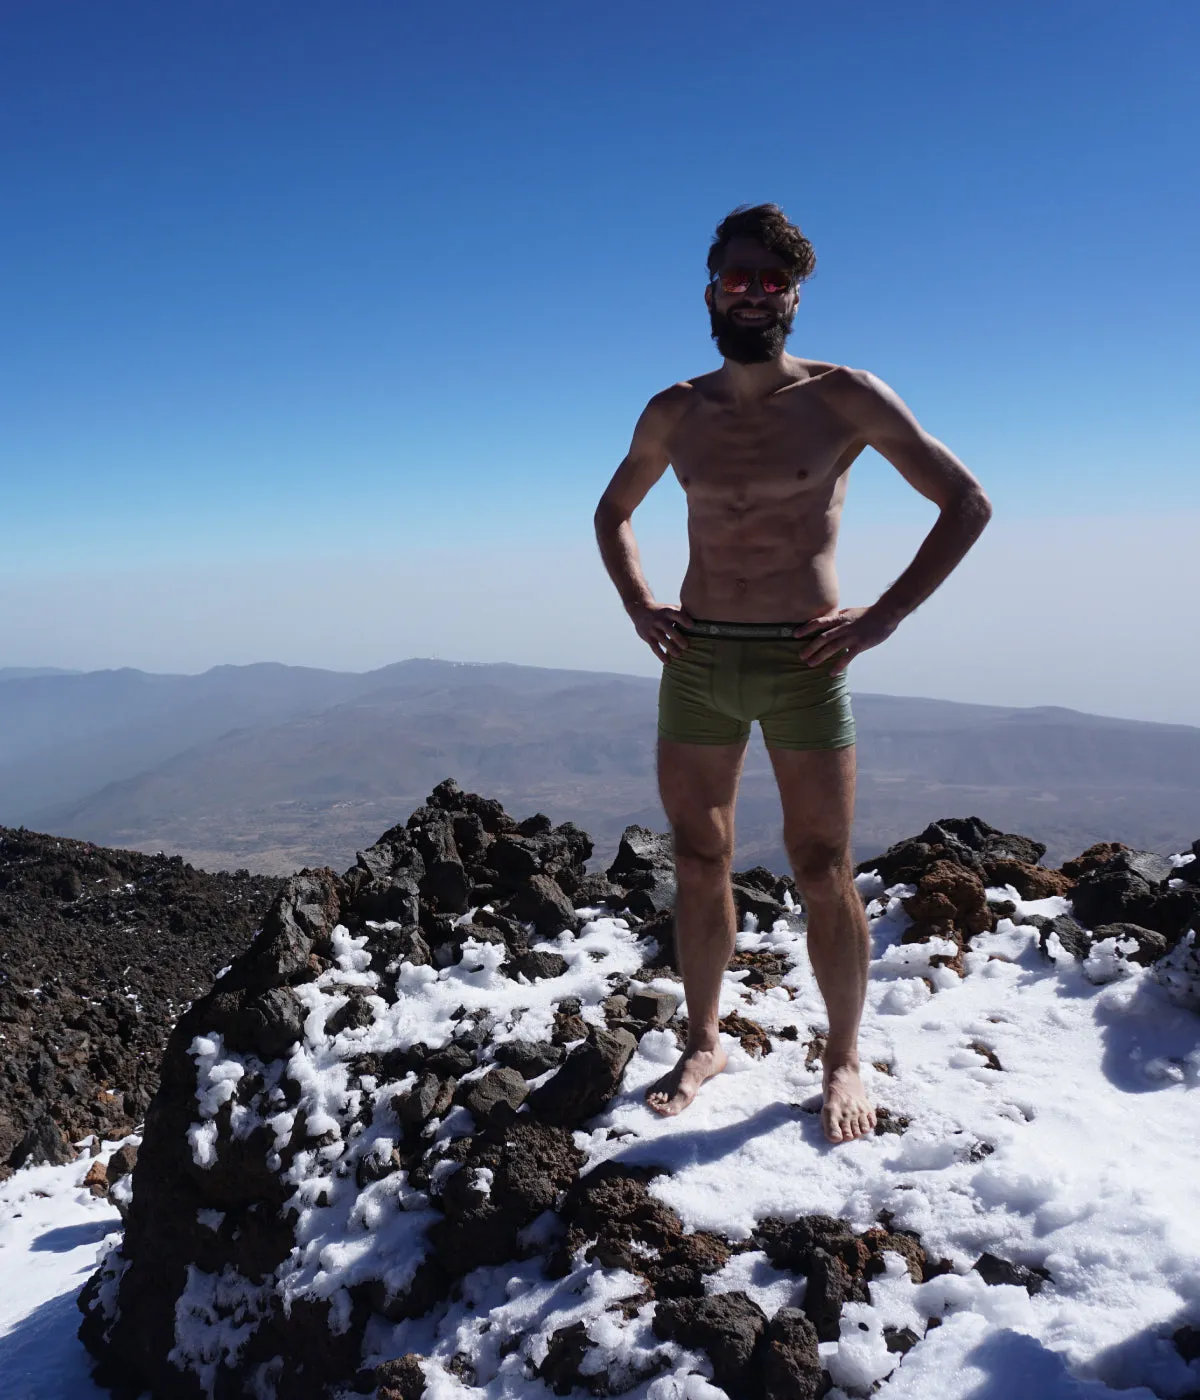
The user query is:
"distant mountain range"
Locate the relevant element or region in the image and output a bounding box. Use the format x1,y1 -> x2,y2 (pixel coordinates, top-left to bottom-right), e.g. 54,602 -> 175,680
2,660 -> 1197,873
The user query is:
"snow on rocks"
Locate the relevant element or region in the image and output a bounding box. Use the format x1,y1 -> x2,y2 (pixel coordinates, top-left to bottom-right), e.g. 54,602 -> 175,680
69,792 -> 1200,1399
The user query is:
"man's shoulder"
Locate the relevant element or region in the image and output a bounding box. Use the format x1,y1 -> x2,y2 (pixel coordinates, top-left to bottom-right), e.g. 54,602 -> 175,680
804,362 -> 881,396
809,364 -> 902,427
642,375 -> 714,424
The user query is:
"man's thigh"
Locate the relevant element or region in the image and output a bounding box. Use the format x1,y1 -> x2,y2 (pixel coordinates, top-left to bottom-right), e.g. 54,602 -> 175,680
766,743 -> 857,853
657,737 -> 747,855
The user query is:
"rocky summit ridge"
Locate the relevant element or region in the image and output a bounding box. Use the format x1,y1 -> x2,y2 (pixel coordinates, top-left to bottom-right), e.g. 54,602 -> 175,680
57,779 -> 1200,1399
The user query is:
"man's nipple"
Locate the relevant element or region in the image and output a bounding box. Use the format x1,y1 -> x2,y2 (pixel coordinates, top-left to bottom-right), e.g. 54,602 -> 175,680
736,578 -> 748,592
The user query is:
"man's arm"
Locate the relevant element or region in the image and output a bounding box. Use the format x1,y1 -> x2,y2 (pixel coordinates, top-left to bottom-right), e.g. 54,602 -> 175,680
594,388 -> 691,662
798,369 -> 993,671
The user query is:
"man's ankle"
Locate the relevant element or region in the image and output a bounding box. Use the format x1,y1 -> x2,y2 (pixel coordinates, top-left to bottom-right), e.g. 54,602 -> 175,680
684,1029 -> 722,1054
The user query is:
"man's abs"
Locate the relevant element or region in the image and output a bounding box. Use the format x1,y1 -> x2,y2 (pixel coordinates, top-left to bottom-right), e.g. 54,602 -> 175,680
679,504 -> 843,622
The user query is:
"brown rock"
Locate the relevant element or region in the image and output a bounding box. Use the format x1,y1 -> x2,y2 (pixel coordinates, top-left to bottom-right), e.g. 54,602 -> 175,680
374,1353 -> 426,1399
1061,842 -> 1130,879
83,1159 -> 109,1197
720,1011 -> 772,1057
761,1307 -> 823,1400
984,859 -> 1074,899
107,1143 -> 138,1182
903,860 -> 995,939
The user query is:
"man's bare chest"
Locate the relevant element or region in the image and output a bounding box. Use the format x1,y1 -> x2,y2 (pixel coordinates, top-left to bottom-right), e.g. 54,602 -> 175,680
666,393 -> 859,498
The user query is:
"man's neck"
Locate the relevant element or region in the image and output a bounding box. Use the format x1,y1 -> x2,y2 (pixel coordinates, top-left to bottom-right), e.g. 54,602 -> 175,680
718,352 -> 802,404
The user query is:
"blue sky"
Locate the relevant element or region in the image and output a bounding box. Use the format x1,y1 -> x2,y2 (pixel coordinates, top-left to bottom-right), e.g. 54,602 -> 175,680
2,2 -> 1198,718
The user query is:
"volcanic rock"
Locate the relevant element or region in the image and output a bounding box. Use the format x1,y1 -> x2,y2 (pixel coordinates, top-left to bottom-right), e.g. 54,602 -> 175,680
529,1027 -> 638,1125
460,1065 -> 529,1126
506,873 -> 579,936
627,988 -> 679,1028
1037,913 -> 1092,960
0,826 -> 283,1174
495,1039 -> 564,1078
974,1251 -> 1050,1294
1173,843 -> 1200,887
761,1307 -> 824,1400
1071,857 -> 1200,947
1091,922 -> 1169,965
652,1292 -> 768,1396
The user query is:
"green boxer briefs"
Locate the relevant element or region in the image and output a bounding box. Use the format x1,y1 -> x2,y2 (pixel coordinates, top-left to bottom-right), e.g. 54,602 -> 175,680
657,620 -> 856,751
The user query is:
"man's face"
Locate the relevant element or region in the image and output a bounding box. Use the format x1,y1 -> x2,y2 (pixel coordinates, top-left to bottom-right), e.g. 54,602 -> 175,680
706,236 -> 798,364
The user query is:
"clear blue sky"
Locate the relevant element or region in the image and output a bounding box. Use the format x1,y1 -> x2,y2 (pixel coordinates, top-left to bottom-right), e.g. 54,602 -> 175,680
2,2 -> 1198,719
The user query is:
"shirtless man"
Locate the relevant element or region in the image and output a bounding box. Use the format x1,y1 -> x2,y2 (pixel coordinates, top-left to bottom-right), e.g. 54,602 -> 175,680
594,204 -> 992,1144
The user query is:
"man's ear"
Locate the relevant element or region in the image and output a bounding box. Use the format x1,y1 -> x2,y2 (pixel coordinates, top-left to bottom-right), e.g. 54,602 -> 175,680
704,284 -> 713,310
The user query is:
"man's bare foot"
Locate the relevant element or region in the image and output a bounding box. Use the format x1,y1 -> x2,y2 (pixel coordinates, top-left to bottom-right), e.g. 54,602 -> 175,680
822,1061 -> 876,1143
646,1043 -> 728,1117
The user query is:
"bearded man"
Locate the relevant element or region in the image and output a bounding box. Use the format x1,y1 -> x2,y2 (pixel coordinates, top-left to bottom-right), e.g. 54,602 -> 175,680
594,204 -> 992,1143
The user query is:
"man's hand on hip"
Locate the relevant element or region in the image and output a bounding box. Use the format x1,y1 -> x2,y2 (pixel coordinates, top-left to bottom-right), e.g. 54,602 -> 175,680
795,607 -> 898,674
629,602 -> 693,663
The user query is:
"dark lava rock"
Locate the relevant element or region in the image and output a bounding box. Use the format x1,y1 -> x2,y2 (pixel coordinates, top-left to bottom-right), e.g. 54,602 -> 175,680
495,1039 -> 564,1078
572,873 -> 626,908
752,1214 -> 926,1343
0,825 -> 283,1174
884,1326 -> 920,1355
1037,913 -> 1092,960
538,1320 -> 591,1395
1071,859 -> 1200,946
653,1292 -> 767,1396
1174,1324 -> 1200,1363
556,1163 -> 729,1298
804,1246 -> 860,1342
624,872 -> 678,920
7,1112 -> 76,1170
460,1065 -> 529,1127
530,1028 -> 638,1126
974,1251 -> 1050,1294
627,988 -> 679,1027
1091,922 -> 1169,965
397,1072 -> 454,1127
425,1043 -> 475,1078
509,949 -> 569,982
731,880 -> 790,927
1173,843 -> 1200,887
419,858 -> 472,915
607,825 -> 674,887
761,1307 -> 824,1400
429,1121 -> 584,1276
373,1353 -> 427,1399
505,873 -> 578,937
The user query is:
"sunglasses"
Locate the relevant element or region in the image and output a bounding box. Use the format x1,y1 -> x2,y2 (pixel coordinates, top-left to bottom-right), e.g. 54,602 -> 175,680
711,266 -> 795,296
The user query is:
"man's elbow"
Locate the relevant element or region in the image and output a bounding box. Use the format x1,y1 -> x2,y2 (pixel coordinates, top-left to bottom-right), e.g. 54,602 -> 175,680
594,499 -> 629,537
947,485 -> 993,534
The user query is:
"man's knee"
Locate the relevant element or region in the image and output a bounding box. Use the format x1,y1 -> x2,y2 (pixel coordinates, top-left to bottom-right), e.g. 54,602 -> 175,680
788,839 -> 852,898
672,821 -> 734,877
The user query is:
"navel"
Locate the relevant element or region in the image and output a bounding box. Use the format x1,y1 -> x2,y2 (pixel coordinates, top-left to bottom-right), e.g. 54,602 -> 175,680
736,578 -> 748,592
796,469 -> 808,480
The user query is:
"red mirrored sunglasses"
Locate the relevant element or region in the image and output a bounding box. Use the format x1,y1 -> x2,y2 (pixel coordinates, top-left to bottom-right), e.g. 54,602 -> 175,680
711,267 -> 795,296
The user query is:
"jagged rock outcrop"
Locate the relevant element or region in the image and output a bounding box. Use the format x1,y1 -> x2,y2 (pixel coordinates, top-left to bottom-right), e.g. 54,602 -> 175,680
79,782 -> 755,1398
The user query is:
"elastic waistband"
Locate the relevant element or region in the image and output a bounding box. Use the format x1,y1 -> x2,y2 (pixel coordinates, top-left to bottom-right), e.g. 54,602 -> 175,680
682,618 -> 804,640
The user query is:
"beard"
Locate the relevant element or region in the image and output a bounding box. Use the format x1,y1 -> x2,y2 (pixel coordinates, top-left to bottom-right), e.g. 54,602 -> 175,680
709,301 -> 795,363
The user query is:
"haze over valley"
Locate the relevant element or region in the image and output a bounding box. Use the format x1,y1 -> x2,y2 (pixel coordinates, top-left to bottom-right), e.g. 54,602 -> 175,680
3,659 -> 1197,874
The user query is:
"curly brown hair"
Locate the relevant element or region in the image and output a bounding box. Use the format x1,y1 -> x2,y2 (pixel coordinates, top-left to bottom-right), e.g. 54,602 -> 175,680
706,204 -> 816,283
